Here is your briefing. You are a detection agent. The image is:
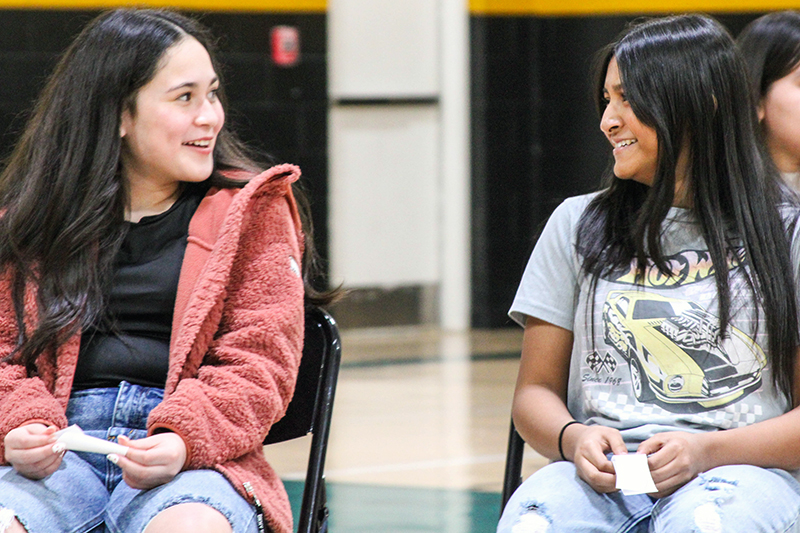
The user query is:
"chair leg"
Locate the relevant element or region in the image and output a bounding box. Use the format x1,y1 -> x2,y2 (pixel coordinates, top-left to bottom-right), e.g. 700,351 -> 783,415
501,418 -> 525,514
315,481 -> 328,533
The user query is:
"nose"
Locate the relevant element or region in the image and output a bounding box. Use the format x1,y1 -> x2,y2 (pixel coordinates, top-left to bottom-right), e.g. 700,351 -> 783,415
600,103 -> 620,135
195,98 -> 222,129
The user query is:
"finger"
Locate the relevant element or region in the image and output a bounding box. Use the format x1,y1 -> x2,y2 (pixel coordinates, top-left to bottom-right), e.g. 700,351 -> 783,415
10,430 -> 56,451
649,462 -> 676,485
649,450 -> 693,487
108,452 -> 143,473
606,432 -> 628,456
109,453 -> 153,489
21,424 -> 57,437
120,445 -> 169,468
636,435 -> 666,456
29,451 -> 63,476
575,458 -> 618,493
115,436 -> 162,466
653,470 -> 691,495
9,442 -> 63,466
583,445 -> 615,474
111,455 -> 172,491
15,449 -> 64,479
646,443 -> 679,471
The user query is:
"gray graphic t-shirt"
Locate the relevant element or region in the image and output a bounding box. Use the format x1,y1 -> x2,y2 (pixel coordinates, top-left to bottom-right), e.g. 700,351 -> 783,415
510,193 -> 800,449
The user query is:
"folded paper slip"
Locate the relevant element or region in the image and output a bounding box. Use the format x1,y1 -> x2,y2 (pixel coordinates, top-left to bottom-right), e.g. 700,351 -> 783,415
55,425 -> 129,456
612,453 -> 658,496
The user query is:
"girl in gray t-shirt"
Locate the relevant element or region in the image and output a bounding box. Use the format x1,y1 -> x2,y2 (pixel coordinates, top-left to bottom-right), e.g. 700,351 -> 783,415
500,14 -> 800,533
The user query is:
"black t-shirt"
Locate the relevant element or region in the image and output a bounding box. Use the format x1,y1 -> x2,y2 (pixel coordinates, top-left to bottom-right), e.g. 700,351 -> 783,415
72,183 -> 208,390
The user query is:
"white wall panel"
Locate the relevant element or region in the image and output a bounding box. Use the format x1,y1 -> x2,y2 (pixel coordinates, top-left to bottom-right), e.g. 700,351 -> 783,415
329,105 -> 440,287
329,0 -> 439,98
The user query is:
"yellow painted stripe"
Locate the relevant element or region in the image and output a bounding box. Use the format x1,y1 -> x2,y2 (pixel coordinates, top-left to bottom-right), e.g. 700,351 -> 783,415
471,0 -> 800,15
0,0 -> 325,12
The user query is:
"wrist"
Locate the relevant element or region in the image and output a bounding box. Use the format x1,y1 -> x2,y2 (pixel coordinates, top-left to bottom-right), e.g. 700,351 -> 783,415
558,420 -> 582,461
695,431 -> 719,472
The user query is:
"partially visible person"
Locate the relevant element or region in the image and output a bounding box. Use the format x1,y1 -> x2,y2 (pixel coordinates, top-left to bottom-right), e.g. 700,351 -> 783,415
499,14 -> 800,533
738,11 -> 800,191
0,8 -> 334,533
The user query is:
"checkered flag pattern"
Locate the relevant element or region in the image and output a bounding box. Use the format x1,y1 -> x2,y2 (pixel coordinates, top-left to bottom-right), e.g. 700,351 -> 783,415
585,391 -> 764,429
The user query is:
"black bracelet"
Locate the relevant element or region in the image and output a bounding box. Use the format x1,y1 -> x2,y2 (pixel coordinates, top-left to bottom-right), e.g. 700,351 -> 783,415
558,420 -> 581,461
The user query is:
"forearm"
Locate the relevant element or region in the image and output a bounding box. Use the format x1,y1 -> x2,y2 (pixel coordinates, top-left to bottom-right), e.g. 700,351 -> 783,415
700,407 -> 800,472
512,384 -> 577,461
513,318 -> 577,461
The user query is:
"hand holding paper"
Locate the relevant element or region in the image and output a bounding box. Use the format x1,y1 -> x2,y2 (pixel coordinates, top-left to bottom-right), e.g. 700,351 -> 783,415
611,454 -> 657,495
54,425 -> 129,457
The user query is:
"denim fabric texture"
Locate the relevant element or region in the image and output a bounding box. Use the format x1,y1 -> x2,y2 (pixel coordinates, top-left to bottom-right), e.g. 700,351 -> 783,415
0,381 -> 259,533
497,460 -> 800,533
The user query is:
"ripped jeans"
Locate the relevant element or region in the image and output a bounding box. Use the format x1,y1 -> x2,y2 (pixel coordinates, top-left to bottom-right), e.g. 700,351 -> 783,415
497,461 -> 800,533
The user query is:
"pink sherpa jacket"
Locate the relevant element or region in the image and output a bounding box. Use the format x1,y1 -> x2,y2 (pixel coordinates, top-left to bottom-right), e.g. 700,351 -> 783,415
0,164 -> 305,533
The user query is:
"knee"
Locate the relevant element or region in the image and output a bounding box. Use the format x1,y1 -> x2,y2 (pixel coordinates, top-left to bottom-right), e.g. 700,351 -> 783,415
654,466 -> 800,533
499,504 -> 553,533
498,463 -> 578,533
5,520 -> 26,533
0,509 -> 25,533
143,503 -> 232,533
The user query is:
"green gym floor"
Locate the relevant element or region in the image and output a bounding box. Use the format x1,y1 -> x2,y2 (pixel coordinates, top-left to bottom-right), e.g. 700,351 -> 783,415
285,481 -> 500,532
265,326 -> 548,532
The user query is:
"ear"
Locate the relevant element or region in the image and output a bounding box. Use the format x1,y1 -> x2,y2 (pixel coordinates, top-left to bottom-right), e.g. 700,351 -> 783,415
757,101 -> 765,122
120,109 -> 131,138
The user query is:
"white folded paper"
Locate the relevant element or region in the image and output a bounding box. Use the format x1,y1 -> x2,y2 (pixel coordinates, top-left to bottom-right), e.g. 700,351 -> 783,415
55,425 -> 129,456
611,453 -> 658,495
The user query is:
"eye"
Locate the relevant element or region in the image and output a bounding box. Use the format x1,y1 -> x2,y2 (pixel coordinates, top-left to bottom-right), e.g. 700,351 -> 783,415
177,92 -> 191,102
208,88 -> 219,102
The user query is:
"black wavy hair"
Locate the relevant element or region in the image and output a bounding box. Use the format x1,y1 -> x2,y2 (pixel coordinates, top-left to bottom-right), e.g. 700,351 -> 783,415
738,11 -> 800,104
0,9 -> 334,372
576,14 -> 798,400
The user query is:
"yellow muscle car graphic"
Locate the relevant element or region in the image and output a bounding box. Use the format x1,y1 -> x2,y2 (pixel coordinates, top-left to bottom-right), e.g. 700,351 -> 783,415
602,291 -> 765,409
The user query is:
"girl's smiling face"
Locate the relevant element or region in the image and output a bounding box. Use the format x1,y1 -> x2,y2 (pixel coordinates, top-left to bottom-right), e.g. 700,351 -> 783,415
120,36 -> 224,190
600,57 -> 659,187
760,62 -> 800,174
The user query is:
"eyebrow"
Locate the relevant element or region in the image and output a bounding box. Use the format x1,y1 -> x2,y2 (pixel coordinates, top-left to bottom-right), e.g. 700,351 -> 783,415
167,76 -> 219,92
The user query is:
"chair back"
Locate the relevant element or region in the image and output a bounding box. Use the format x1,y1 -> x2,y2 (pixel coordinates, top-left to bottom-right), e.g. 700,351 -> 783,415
264,306 -> 341,443
263,306 -> 342,533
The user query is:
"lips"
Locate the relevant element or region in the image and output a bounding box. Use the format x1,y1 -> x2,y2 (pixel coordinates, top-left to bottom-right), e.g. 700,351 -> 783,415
183,138 -> 212,148
614,139 -> 637,149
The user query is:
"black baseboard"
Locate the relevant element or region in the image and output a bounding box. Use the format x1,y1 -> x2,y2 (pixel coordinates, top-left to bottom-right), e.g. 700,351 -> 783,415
329,285 -> 438,329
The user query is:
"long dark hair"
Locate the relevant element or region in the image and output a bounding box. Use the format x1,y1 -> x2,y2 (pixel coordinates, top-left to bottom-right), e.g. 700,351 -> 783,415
576,15 -> 798,400
737,11 -> 800,104
0,9 -> 332,372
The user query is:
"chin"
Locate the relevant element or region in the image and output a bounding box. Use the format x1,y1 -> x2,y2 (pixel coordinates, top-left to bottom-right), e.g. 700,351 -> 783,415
184,167 -> 214,183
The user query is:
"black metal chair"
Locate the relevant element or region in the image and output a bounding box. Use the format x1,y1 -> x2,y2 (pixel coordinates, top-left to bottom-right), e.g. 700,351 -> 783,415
501,417 -> 526,514
264,306 -> 342,533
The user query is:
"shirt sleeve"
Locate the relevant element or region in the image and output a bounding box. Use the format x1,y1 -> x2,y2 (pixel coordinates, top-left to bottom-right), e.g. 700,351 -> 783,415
508,195 -> 589,331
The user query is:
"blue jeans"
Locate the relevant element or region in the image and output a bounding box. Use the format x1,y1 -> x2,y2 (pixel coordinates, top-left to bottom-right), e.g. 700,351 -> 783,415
498,461 -> 800,533
0,382 -> 261,533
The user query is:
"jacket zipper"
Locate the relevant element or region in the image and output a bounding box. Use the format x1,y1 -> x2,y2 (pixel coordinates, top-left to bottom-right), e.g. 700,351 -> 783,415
243,482 -> 266,533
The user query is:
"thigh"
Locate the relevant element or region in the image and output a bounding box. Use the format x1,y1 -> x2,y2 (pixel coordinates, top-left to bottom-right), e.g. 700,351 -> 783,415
651,465 -> 800,533
104,469 -> 258,533
498,461 -> 652,533
0,453 -> 107,533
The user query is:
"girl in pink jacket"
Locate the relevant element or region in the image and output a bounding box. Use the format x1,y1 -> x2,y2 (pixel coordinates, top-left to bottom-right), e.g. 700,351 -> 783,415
0,8 -> 322,533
